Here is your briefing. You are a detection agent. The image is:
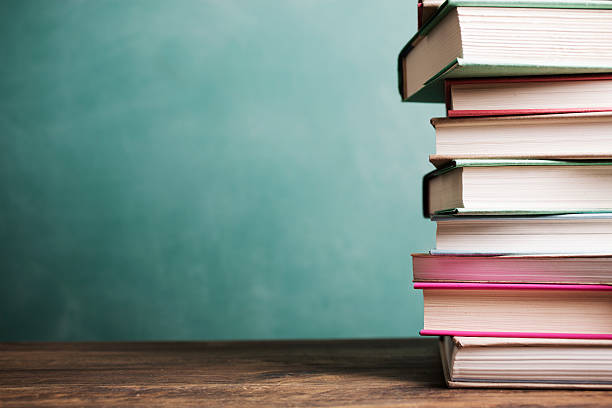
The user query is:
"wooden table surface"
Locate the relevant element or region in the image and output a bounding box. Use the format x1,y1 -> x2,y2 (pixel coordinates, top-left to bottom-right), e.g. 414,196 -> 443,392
1,338 -> 610,407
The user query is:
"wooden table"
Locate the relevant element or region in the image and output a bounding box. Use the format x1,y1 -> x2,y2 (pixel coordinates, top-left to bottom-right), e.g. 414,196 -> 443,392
1,338 -> 610,407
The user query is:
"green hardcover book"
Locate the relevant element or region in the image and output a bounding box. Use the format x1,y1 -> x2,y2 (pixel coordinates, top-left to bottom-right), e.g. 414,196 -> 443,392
398,1 -> 612,102
423,159 -> 612,216
418,0 -> 612,28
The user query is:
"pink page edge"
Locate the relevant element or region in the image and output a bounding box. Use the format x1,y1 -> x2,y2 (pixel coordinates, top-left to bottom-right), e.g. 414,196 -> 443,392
420,330 -> 612,340
413,282 -> 612,291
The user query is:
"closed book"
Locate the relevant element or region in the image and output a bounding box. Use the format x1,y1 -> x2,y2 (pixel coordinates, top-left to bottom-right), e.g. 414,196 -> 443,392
397,2 -> 612,102
414,282 -> 612,339
412,253 -> 612,285
416,0 -> 612,28
429,112 -> 612,166
445,75 -> 612,118
418,0 -> 612,28
440,336 -> 612,389
423,159 -> 612,217
433,213 -> 612,255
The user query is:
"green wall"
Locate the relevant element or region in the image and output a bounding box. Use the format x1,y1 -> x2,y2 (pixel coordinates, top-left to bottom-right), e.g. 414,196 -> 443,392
0,0 -> 443,341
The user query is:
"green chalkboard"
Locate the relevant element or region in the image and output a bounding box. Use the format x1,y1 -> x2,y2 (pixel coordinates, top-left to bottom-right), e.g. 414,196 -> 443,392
0,0 -> 442,340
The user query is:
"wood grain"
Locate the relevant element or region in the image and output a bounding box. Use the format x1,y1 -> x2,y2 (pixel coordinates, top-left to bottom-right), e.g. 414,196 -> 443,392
0,339 -> 610,407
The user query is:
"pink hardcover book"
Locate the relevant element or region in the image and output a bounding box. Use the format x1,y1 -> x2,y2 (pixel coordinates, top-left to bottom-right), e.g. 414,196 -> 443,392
415,282 -> 612,339
411,253 -> 612,285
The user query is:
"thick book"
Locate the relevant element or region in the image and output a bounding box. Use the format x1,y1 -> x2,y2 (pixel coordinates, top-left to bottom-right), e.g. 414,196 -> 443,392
416,0 -> 595,29
440,336 -> 612,389
418,0 -> 612,26
445,75 -> 612,117
412,253 -> 612,285
423,159 -> 612,217
397,2 -> 612,102
429,112 -> 612,166
414,282 -> 612,339
433,213 -> 612,255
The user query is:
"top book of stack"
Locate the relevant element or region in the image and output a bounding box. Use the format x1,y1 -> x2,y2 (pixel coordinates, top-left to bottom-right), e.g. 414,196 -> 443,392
398,0 -> 612,102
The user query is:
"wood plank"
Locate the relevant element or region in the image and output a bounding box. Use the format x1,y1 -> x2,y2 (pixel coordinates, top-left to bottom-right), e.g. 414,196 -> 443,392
0,339 -> 610,407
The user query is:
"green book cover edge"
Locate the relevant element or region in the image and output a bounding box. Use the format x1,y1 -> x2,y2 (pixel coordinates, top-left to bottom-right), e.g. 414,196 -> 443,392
428,159 -> 612,178
407,60 -> 612,103
435,208 -> 612,216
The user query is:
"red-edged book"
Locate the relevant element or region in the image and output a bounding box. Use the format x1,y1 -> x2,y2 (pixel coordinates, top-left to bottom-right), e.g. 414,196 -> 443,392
412,253 -> 612,285
414,282 -> 612,339
445,75 -> 612,118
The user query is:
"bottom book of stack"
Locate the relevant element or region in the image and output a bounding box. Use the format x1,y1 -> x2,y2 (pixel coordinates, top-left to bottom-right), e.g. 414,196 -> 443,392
441,336 -> 612,389
413,253 -> 612,389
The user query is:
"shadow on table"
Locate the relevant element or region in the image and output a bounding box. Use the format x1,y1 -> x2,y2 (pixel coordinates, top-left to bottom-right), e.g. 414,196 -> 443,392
248,337 -> 446,389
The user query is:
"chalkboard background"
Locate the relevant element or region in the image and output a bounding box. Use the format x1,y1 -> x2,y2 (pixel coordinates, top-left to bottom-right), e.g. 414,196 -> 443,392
0,0 -> 441,340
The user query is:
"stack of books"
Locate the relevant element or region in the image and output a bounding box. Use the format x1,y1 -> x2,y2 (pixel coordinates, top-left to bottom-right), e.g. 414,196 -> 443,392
399,0 -> 612,389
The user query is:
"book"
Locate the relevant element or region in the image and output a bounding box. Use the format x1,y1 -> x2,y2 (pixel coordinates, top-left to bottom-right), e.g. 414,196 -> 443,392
440,336 -> 612,389
433,213 -> 612,254
397,3 -> 612,102
424,160 -> 612,216
412,253 -> 612,285
429,112 -> 612,165
417,0 -> 612,31
418,0 -> 446,28
445,75 -> 612,118
414,282 -> 612,338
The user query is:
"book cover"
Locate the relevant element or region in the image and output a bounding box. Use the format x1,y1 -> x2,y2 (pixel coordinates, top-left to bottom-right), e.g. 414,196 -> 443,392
398,1 -> 612,102
412,253 -> 612,285
417,1 -> 424,28
418,0 -> 446,28
439,337 -> 612,389
429,154 -> 612,169
444,74 -> 612,117
422,159 -> 612,216
415,282 -> 612,339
